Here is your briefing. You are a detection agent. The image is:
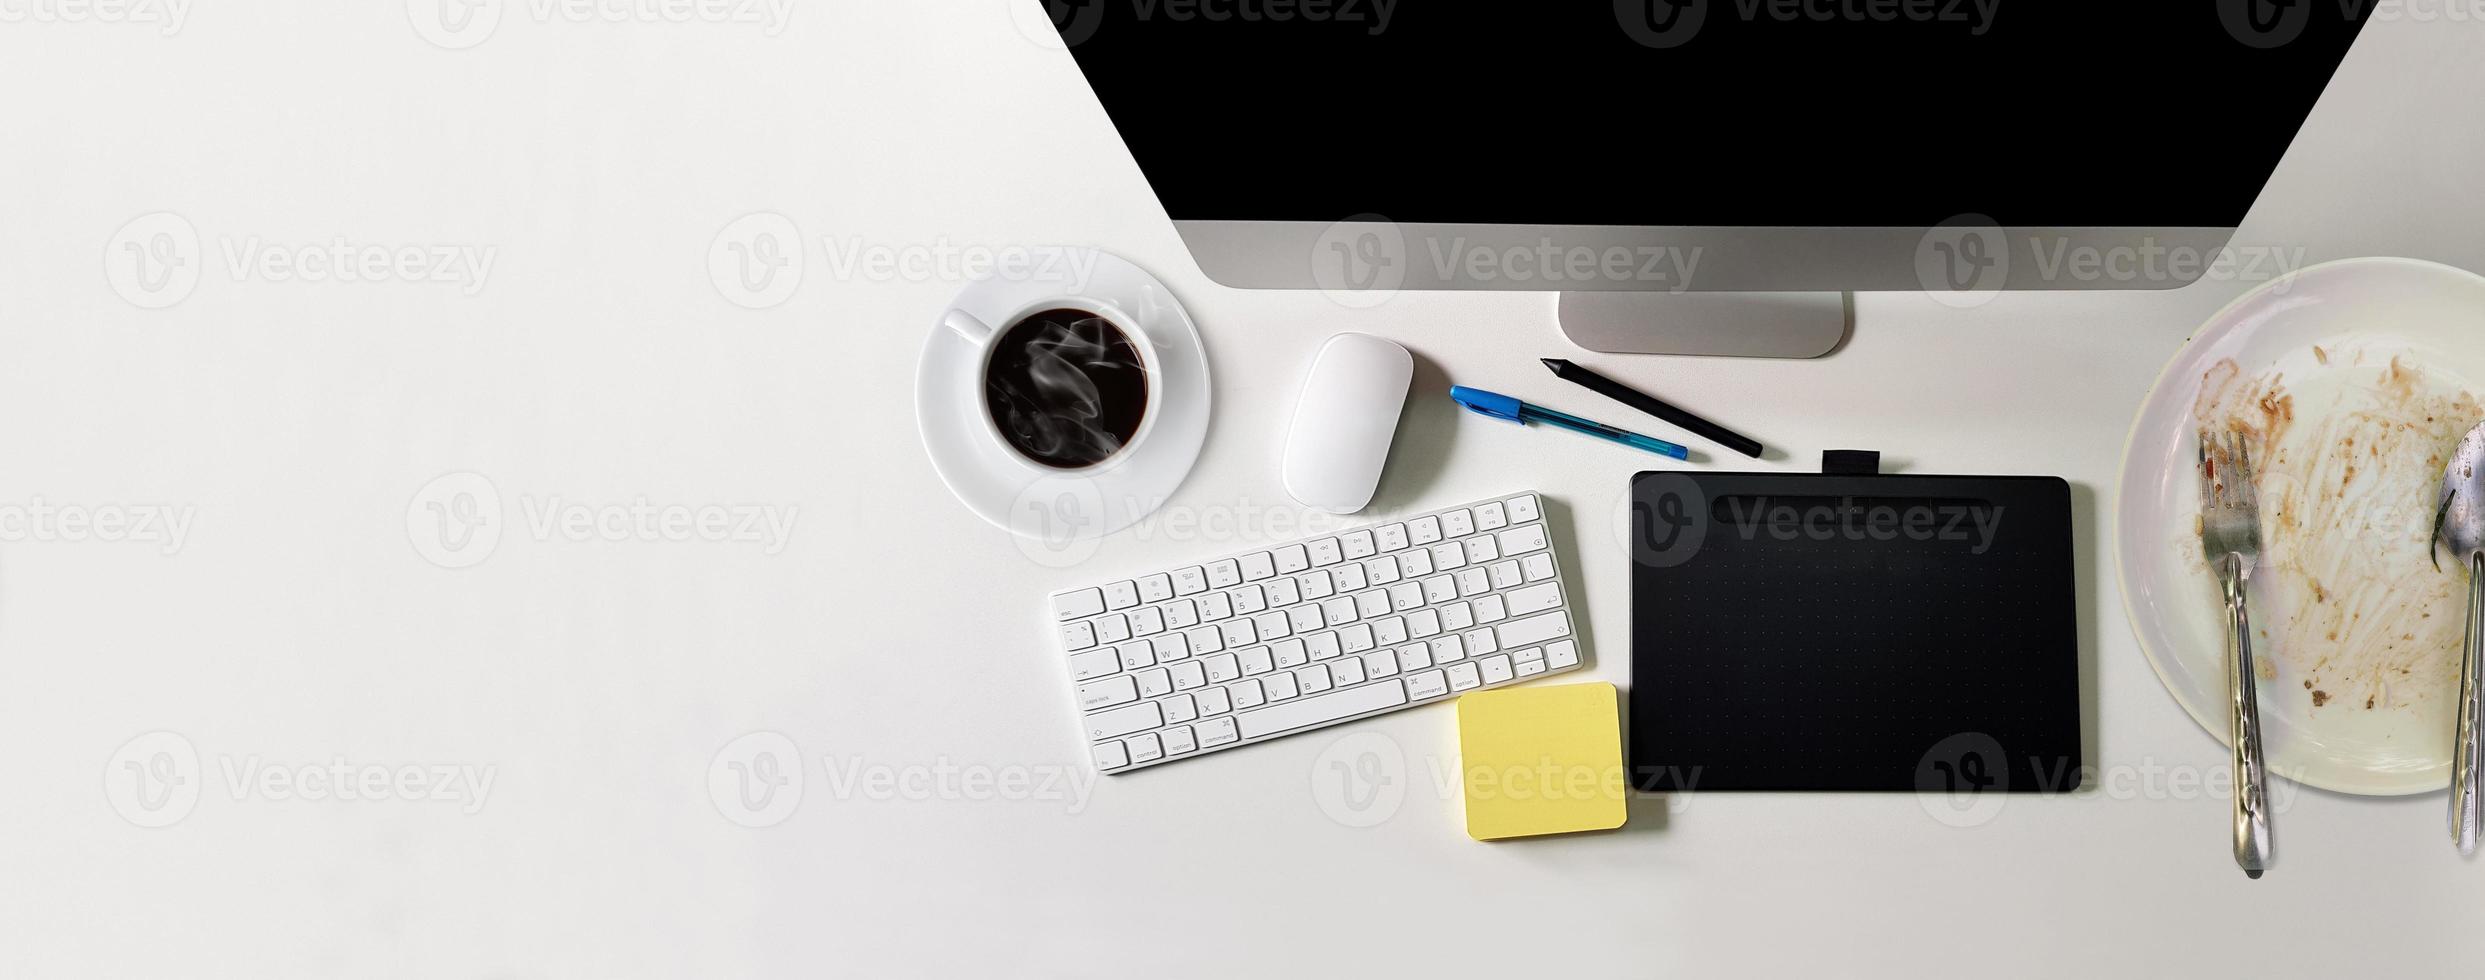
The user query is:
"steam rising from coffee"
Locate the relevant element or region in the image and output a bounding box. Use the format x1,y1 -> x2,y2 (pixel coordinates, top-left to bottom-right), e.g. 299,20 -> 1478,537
983,309 -> 1150,469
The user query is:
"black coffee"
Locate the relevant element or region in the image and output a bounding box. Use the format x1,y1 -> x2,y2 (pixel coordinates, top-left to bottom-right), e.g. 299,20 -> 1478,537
983,308 -> 1150,469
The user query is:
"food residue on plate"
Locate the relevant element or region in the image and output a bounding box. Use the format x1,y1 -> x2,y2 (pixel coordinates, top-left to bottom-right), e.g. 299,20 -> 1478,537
2192,349 -> 2481,713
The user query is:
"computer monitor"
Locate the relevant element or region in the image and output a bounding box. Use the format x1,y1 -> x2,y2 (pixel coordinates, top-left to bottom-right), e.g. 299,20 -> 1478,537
1041,2 -> 2373,356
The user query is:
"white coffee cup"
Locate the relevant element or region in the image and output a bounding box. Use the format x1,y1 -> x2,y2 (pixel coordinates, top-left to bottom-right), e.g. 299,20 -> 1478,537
942,299 -> 1163,474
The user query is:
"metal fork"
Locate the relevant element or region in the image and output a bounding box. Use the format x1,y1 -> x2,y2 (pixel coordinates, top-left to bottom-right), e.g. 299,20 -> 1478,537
2199,429 -> 2272,878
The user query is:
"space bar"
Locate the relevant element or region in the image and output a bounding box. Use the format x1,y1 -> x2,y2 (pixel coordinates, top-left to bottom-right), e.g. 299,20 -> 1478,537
1235,681 -> 1408,740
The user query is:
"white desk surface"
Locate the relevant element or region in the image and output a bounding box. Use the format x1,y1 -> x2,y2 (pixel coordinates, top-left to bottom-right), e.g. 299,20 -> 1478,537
6,4 -> 2485,977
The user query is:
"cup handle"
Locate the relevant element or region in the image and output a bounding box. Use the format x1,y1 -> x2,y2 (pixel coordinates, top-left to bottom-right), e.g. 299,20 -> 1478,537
944,309 -> 994,345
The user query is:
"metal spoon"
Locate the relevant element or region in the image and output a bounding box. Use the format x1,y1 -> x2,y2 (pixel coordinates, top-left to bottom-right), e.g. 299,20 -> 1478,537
2432,421 -> 2485,855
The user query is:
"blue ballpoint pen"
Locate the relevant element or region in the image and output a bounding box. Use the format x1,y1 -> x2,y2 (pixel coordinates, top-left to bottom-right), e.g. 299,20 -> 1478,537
1449,386 -> 1690,460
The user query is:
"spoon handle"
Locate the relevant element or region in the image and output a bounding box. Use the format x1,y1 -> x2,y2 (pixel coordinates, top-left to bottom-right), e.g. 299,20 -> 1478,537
2453,553 -> 2483,855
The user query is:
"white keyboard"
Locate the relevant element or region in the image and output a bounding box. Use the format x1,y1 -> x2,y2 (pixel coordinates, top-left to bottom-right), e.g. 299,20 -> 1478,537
1046,491 -> 1583,773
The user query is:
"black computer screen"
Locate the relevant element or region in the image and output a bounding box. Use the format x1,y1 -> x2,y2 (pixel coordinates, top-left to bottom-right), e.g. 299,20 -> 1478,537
1051,2 -> 2371,227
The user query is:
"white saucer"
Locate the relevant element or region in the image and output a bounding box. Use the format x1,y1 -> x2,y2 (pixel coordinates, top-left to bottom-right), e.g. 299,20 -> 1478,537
915,249 -> 1211,543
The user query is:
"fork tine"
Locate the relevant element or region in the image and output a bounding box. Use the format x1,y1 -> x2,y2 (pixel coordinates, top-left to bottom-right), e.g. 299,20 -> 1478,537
2198,429 -> 2218,512
2231,432 -> 2258,507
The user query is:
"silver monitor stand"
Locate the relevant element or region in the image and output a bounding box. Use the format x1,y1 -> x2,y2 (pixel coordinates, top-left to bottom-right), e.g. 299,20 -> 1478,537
1557,291 -> 1849,358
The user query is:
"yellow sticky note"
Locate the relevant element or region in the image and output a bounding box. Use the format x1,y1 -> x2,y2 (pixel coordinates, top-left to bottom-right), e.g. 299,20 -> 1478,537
1455,681 -> 1628,841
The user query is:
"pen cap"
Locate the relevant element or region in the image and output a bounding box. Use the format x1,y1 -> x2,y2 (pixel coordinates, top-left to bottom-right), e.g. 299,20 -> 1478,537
1449,386 -> 1522,423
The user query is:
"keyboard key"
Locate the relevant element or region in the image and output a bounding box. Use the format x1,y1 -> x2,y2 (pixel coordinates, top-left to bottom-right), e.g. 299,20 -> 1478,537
1103,580 -> 1139,610
1095,614 -> 1131,644
1117,643 -> 1156,672
1163,599 -> 1200,629
1287,605 -> 1324,634
1441,508 -> 1475,538
1421,575 -> 1457,605
1197,686 -> 1233,716
1207,559 -> 1242,589
1307,537 -> 1343,566
1522,553 -> 1556,581
1128,733 -> 1164,764
1085,701 -> 1162,740
1342,530 -> 1376,559
1404,669 -> 1448,700
1060,621 -> 1097,651
1136,668 -> 1172,698
1275,544 -> 1310,574
1439,601 -> 1473,631
1239,551 -> 1277,581
1229,679 -> 1266,709
1138,574 -> 1174,603
1395,644 -> 1431,672
1070,648 -> 1121,680
1197,717 -> 1240,747
1163,693 -> 1199,723
1231,585 -> 1267,615
1475,501 -> 1508,530
1298,665 -> 1332,694
1455,568 -> 1489,597
1297,570 -> 1335,601
1332,562 -> 1367,592
1235,679 -> 1407,739
1430,636 -> 1463,664
1131,606 -> 1165,636
1340,623 -> 1375,653
1253,611 -> 1293,642
1496,524 -> 1548,556
1304,632 -> 1342,661
1505,582 -> 1563,616
1388,582 -> 1425,612
1488,560 -> 1523,589
1264,578 -> 1302,607
1363,556 -> 1400,586
1238,646 -> 1275,675
1079,675 -> 1139,710
1331,657 -> 1366,687
1264,671 -> 1300,701
1409,516 -> 1442,545
1055,588 -> 1105,621
1362,649 -> 1398,678
1184,625 -> 1225,655
1198,592 -> 1234,622
1219,618 -> 1258,648
1406,608 -> 1441,638
1372,616 -> 1408,645
1398,548 -> 1433,578
1511,645 -> 1544,663
1429,541 -> 1465,570
1515,658 -> 1547,677
1272,638 -> 1309,668
1173,566 -> 1209,595
1093,740 -> 1130,770
1464,536 -> 1499,564
1151,634 -> 1189,662
1203,653 -> 1240,684
1545,639 -> 1580,670
1162,725 -> 1197,755
1353,590 -> 1390,620
1495,611 -> 1571,649
1171,661 -> 1207,690
1479,654 -> 1514,685
1374,523 -> 1409,552
1445,662 -> 1482,691
1506,493 -> 1540,523
1474,594 -> 1508,624
1462,629 -> 1498,657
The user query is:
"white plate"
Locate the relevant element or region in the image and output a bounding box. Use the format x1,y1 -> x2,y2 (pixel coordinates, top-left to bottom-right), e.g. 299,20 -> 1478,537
914,249 -> 1211,541
2116,257 -> 2485,795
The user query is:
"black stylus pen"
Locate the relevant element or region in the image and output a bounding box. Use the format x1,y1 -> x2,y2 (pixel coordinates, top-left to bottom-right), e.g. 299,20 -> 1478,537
1540,359 -> 1765,458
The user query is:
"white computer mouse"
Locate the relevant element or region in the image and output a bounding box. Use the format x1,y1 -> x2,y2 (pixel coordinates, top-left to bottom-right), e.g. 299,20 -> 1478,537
1283,333 -> 1413,514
